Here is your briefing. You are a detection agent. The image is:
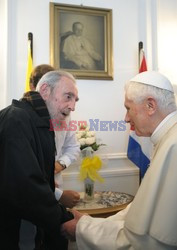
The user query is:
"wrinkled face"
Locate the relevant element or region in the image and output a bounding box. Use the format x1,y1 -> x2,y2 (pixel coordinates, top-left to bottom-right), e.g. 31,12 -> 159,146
46,76 -> 79,121
124,94 -> 150,137
73,23 -> 83,37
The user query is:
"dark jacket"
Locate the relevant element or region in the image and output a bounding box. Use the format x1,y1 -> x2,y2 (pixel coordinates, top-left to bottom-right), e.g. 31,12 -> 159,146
0,99 -> 73,249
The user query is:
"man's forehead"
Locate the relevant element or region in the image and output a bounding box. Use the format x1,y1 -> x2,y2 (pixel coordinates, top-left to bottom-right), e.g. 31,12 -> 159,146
124,95 -> 130,103
60,75 -> 75,84
58,76 -> 78,98
57,76 -> 76,89
124,95 -> 133,106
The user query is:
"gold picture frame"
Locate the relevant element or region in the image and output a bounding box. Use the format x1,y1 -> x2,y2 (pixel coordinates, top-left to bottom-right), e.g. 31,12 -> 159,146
50,3 -> 113,80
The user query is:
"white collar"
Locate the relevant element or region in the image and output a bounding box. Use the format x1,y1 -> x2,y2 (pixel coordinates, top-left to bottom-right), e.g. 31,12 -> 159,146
151,111 -> 177,145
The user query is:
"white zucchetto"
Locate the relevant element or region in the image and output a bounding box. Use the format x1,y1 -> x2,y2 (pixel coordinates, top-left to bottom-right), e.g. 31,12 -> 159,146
130,71 -> 174,93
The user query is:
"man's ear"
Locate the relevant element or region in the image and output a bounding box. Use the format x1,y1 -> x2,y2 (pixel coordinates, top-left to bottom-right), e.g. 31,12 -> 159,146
146,97 -> 157,115
39,83 -> 51,101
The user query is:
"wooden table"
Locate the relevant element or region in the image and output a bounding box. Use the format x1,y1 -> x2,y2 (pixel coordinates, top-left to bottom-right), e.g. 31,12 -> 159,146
73,191 -> 133,218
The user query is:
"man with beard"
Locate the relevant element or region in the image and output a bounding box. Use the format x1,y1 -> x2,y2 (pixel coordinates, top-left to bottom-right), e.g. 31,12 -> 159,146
30,64 -> 80,209
0,70 -> 79,250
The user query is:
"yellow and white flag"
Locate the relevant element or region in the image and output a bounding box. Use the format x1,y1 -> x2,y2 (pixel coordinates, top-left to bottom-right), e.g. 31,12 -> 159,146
25,40 -> 33,92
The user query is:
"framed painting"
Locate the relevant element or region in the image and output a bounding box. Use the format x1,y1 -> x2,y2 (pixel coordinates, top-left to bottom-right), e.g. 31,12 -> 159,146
50,3 -> 113,80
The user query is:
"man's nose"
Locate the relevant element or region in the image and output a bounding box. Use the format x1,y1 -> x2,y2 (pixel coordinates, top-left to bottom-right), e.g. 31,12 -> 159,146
124,112 -> 130,123
68,100 -> 76,111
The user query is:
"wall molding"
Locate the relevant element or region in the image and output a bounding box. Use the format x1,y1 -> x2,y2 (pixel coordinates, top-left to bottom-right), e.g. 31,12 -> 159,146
100,152 -> 127,159
63,166 -> 139,180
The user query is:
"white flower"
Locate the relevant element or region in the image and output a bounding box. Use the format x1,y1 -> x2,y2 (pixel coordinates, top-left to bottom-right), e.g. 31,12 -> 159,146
79,138 -> 86,146
77,130 -> 86,137
86,131 -> 95,138
85,137 -> 96,145
89,131 -> 96,137
77,125 -> 105,151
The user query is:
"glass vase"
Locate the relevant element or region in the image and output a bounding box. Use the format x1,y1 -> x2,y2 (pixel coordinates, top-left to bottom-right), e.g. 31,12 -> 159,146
84,177 -> 95,201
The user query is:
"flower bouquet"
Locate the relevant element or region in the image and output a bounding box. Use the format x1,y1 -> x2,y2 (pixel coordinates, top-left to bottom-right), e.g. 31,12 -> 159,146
76,126 -> 105,201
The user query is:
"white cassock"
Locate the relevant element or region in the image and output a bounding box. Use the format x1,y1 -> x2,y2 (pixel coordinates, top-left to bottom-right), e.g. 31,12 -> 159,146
63,35 -> 102,70
76,112 -> 177,250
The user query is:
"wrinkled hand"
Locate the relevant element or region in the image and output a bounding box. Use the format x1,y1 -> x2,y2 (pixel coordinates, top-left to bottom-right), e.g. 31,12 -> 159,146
61,210 -> 85,241
60,190 -> 80,208
54,161 -> 63,174
55,182 -> 59,188
54,161 -> 64,174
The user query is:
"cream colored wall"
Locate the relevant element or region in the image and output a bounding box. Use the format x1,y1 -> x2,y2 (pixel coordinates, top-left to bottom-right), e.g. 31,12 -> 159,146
157,0 -> 177,86
1,0 -> 166,195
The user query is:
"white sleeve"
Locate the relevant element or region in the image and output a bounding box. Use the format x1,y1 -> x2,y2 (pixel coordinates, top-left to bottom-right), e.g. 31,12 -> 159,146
63,36 -> 83,67
76,203 -> 132,250
56,130 -> 80,167
54,187 -> 63,201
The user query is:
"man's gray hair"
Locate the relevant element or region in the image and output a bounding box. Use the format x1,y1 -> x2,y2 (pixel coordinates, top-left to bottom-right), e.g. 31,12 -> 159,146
125,81 -> 177,114
36,70 -> 76,92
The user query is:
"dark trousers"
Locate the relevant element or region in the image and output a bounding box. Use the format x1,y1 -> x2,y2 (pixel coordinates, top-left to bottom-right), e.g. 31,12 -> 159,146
0,215 -> 20,250
35,227 -> 68,250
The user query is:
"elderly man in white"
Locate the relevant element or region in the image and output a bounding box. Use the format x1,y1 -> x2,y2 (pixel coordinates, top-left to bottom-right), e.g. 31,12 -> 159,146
62,71 -> 177,250
62,22 -> 103,70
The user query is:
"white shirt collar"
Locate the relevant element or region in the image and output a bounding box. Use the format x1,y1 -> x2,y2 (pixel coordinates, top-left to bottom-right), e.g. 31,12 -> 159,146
151,111 -> 177,145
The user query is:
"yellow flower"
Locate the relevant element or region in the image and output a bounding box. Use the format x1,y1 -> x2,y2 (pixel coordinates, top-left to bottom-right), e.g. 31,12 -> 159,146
79,155 -> 104,182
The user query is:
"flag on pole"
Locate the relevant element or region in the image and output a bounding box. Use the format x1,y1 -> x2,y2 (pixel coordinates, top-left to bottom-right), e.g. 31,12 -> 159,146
25,37 -> 33,92
127,43 -> 152,181
139,48 -> 147,73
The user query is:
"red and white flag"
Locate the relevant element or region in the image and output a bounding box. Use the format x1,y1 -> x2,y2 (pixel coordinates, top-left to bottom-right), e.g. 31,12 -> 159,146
139,49 -> 147,73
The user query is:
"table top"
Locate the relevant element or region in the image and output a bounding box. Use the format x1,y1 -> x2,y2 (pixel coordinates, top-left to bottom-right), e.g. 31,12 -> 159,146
73,191 -> 133,217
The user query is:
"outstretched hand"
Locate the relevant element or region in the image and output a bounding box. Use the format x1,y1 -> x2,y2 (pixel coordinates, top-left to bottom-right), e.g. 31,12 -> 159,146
60,190 -> 80,208
61,210 -> 86,241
